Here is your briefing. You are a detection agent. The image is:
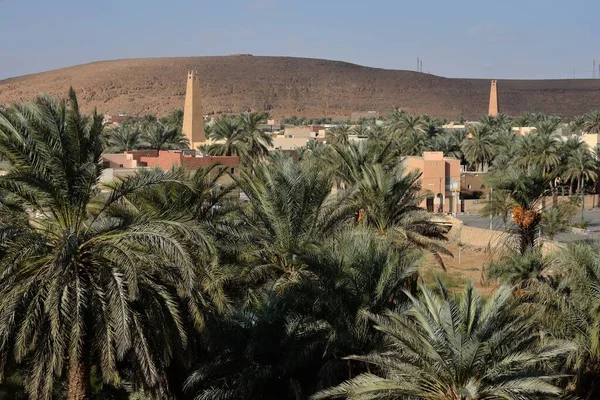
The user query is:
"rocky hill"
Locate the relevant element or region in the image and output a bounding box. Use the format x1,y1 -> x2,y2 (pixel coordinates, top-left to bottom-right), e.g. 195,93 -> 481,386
1,55 -> 600,119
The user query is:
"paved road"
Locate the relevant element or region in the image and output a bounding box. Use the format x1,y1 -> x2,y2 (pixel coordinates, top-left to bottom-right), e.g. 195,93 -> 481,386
456,209 -> 600,243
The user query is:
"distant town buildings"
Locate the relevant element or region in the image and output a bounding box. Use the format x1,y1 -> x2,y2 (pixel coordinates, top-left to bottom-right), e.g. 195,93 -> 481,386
351,111 -> 379,122
100,150 -> 239,185
403,152 -> 461,215
102,112 -> 141,127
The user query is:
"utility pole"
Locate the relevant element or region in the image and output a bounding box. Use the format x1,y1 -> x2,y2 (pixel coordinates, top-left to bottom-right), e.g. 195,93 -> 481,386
582,176 -> 586,223
489,187 -> 493,230
417,57 -> 420,72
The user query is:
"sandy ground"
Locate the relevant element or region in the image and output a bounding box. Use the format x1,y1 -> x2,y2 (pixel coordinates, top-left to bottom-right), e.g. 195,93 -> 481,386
421,242 -> 499,295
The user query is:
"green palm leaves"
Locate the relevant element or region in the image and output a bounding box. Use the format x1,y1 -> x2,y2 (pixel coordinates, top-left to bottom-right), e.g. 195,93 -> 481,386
0,90 -> 208,399
314,282 -> 574,400
203,111 -> 272,162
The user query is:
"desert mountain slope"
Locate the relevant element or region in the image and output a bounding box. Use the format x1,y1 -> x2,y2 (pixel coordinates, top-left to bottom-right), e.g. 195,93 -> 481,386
1,55 -> 600,119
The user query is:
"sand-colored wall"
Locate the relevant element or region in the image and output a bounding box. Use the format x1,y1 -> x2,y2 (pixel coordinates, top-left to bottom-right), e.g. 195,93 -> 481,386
101,153 -> 137,168
445,216 -> 559,254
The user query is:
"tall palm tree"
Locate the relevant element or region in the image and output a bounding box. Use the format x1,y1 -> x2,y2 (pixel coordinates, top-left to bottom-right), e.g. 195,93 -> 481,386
326,125 -> 351,147
104,124 -> 144,152
235,156 -> 352,293
0,90 -> 205,399
491,167 -> 550,253
534,119 -> 560,136
239,111 -> 273,160
513,112 -> 534,128
429,132 -> 463,159
143,122 -> 189,150
564,147 -> 597,195
461,124 -> 494,171
569,115 -> 586,133
535,243 -> 600,398
314,281 -> 574,400
329,140 -> 398,189
398,130 -> 427,156
492,127 -> 521,164
184,295 -> 325,400
350,164 -> 451,262
387,113 -> 424,139
582,110 -> 600,134
534,132 -> 561,175
293,229 -> 421,387
160,109 -> 184,132
514,133 -> 540,170
351,122 -> 370,138
202,116 -> 248,157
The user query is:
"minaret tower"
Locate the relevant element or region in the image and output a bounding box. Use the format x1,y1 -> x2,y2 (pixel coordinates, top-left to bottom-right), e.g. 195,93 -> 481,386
488,80 -> 499,117
182,71 -> 206,150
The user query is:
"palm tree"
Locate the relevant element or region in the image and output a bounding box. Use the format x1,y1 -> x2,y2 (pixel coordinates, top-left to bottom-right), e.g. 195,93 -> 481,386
492,127 -> 521,169
329,140 -> 398,190
569,115 -> 586,133
104,124 -> 144,152
314,281 -> 574,400
540,202 -> 576,240
235,156 -> 352,292
143,122 -> 189,150
350,164 -> 451,262
184,295 -> 325,400
160,109 -> 184,132
387,113 -> 424,140
535,243 -> 600,397
326,125 -> 351,147
398,130 -> 427,156
487,247 -> 552,288
513,112 -> 534,128
0,90 -> 206,399
564,147 -> 597,195
582,110 -> 600,134
202,116 -> 248,157
534,119 -> 560,136
429,132 -> 463,159
289,229 -> 421,388
491,167 -> 550,253
461,124 -> 494,171
239,111 -> 273,160
351,122 -> 370,138
535,132 -> 561,175
478,187 -> 516,227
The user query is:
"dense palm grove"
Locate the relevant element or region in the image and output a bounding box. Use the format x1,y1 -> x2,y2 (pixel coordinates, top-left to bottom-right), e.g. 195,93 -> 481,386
2,91 -> 600,399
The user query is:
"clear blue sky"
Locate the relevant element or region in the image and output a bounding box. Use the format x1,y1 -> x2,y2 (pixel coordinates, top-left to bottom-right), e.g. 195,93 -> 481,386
1,0 -> 599,80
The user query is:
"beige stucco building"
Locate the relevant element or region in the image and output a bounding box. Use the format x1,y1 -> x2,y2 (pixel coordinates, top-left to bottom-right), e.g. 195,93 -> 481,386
403,152 -> 461,215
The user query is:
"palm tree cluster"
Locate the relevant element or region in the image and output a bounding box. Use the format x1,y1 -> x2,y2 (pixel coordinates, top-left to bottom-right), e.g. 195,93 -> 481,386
0,92 -> 597,399
104,109 -> 189,152
201,111 -> 273,162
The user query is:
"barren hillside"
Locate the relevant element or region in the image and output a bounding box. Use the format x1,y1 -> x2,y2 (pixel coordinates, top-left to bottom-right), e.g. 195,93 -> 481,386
1,55 -> 600,119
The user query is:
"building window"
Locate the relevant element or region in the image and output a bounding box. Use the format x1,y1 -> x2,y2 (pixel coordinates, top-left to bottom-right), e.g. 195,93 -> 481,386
231,167 -> 235,174
467,184 -> 471,189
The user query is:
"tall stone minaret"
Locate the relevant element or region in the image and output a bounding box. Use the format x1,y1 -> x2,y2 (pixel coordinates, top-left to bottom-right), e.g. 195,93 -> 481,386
182,71 -> 206,150
488,80 -> 499,117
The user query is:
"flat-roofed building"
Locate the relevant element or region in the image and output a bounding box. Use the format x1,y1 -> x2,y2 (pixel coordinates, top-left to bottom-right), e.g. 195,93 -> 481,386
403,151 -> 461,215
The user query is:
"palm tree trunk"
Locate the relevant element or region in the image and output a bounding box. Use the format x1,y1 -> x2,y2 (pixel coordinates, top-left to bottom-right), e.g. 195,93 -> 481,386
67,359 -> 91,400
347,360 -> 353,379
